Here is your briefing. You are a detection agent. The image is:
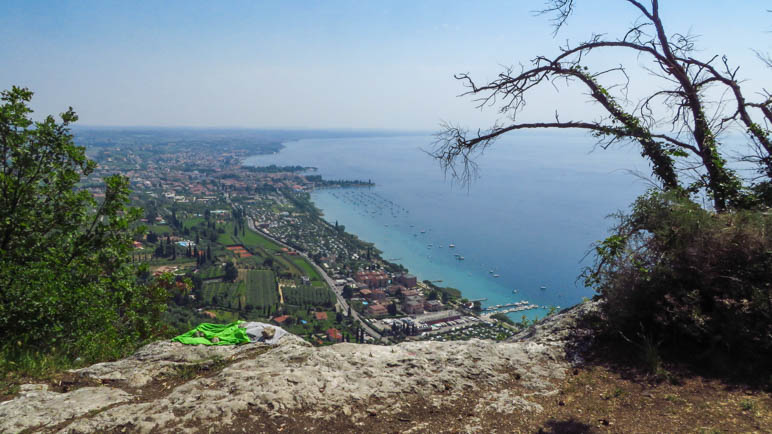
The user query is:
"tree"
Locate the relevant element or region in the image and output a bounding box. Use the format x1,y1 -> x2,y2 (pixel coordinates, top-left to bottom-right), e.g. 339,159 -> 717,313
342,285 -> 353,299
434,0 -> 771,211
387,302 -> 398,316
224,261 -> 238,282
0,86 -> 169,361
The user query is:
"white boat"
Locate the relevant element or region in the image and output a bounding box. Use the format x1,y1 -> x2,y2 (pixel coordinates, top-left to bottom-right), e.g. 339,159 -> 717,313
449,244 -> 455,248
493,274 -> 500,278
540,286 -> 547,290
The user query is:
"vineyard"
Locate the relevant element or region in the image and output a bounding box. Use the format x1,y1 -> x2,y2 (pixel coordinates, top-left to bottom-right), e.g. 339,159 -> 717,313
199,265 -> 225,280
201,269 -> 278,311
282,285 -> 336,308
244,270 -> 279,308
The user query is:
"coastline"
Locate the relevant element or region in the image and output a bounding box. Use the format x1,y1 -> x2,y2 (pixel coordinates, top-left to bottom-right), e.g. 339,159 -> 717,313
308,188 -> 553,321
242,133 -> 644,321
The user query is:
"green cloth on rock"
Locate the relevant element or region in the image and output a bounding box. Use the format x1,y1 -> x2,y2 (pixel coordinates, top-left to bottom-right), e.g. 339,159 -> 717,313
172,321 -> 250,345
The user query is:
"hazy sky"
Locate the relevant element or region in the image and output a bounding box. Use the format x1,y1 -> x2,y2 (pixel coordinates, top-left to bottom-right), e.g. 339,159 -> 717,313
1,1 -> 769,130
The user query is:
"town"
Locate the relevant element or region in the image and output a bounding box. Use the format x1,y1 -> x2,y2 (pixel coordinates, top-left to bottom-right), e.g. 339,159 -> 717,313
80,130 -> 526,345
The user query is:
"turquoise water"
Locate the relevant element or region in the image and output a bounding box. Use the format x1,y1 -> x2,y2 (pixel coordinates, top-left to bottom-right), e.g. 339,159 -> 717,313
244,132 -> 647,320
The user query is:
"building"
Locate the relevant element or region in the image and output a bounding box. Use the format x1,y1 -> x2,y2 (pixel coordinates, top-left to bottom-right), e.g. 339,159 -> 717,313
396,273 -> 417,288
354,270 -> 390,288
387,284 -> 405,296
366,303 -> 388,317
273,315 -> 290,325
366,289 -> 387,302
402,289 -> 420,298
424,299 -> 444,312
314,311 -> 328,321
403,296 -> 426,315
326,328 -> 343,342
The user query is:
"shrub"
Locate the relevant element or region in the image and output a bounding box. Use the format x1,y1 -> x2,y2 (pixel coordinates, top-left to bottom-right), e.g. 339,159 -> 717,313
0,87 -> 170,366
585,190 -> 772,376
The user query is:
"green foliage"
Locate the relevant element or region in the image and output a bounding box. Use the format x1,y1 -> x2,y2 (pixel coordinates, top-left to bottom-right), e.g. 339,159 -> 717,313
0,87 -> 170,363
585,190 -> 772,377
223,261 -> 238,282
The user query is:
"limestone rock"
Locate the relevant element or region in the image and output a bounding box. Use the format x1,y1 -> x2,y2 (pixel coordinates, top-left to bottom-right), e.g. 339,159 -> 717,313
0,386 -> 131,433
0,301 -> 601,433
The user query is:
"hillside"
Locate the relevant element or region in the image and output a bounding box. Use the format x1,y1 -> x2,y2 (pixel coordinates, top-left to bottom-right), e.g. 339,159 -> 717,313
1,301 -> 769,433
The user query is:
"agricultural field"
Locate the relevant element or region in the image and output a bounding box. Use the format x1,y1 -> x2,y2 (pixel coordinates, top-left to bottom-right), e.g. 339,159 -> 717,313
240,227 -> 283,252
146,224 -> 172,234
290,257 -> 323,282
243,270 -> 279,308
198,265 -> 225,280
216,222 -> 238,245
183,217 -> 205,229
282,285 -> 336,308
201,270 -> 279,312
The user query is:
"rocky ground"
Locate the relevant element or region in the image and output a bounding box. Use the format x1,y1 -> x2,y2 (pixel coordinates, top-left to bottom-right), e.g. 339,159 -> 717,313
1,301 -> 769,433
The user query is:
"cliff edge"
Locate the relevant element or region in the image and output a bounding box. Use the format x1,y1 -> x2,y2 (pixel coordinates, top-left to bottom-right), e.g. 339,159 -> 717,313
0,301 -> 610,432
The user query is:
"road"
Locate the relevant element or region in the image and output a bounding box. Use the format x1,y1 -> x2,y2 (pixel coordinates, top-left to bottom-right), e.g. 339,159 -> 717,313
245,216 -> 384,342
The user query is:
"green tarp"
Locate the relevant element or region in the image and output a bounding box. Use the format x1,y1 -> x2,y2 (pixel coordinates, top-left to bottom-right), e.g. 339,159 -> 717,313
172,321 -> 250,346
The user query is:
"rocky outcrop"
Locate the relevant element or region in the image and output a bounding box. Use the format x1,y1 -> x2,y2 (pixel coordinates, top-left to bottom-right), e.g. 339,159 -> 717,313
0,301 -> 600,433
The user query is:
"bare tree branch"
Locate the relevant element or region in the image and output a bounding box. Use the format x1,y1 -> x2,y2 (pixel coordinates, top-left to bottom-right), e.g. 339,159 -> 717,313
436,0 -> 772,211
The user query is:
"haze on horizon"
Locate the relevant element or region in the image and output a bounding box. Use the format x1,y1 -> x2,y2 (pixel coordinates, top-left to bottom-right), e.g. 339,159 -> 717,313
1,0 -> 769,131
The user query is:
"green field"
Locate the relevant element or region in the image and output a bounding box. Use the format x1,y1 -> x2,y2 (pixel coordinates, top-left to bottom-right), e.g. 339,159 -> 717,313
201,270 -> 278,311
290,257 -> 323,282
235,227 -> 327,287
282,286 -> 336,308
146,224 -> 172,234
183,217 -> 205,229
217,222 -> 238,245
239,227 -> 283,252
244,270 -> 279,308
199,265 -> 225,280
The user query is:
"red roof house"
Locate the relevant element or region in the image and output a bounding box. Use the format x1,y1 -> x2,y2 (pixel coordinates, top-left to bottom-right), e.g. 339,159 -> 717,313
326,328 -> 343,342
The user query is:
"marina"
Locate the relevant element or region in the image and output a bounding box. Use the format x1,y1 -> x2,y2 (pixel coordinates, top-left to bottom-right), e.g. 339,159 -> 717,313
482,300 -> 540,315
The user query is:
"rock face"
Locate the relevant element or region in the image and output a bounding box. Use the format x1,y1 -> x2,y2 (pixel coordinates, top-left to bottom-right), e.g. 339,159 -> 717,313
0,301 -> 600,433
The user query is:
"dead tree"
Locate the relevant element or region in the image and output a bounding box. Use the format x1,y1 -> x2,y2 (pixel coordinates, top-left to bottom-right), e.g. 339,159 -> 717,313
433,0 -> 771,211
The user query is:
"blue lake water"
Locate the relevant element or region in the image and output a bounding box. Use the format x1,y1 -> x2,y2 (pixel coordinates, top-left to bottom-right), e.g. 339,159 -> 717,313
244,132 -> 648,320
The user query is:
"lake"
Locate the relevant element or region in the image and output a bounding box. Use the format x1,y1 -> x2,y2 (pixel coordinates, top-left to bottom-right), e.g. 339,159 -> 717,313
244,131 -> 648,320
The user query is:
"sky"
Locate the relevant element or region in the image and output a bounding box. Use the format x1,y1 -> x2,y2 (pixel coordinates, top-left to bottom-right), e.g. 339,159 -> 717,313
1,1 -> 770,130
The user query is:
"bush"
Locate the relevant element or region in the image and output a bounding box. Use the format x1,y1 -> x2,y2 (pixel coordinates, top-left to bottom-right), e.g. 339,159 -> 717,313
585,191 -> 772,376
0,87 -> 170,366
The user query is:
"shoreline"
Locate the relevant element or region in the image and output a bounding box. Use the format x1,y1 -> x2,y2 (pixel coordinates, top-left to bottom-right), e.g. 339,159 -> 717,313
241,134 -> 620,321
307,188 -> 555,321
